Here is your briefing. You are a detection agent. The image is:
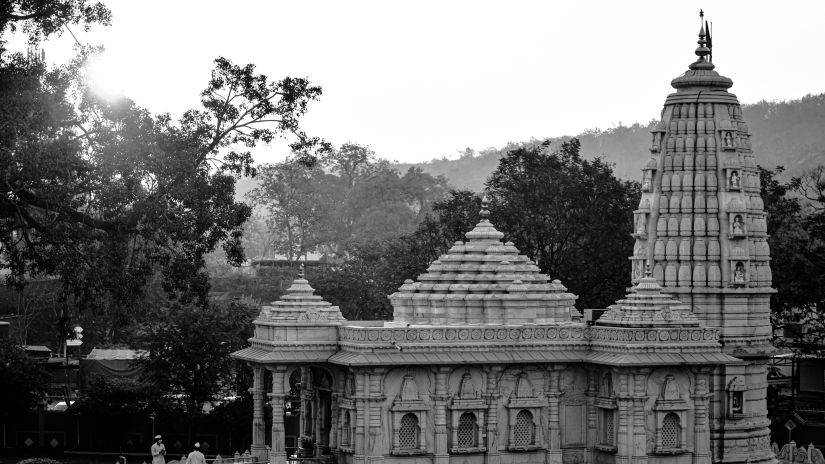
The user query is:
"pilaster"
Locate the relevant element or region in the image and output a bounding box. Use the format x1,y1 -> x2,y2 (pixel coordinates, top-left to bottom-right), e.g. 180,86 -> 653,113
433,366 -> 452,464
484,365 -> 503,464
692,368 -> 712,464
545,365 -> 563,464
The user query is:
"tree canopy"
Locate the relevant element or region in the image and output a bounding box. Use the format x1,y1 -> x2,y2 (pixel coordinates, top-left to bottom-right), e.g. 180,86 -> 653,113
1,5 -> 326,341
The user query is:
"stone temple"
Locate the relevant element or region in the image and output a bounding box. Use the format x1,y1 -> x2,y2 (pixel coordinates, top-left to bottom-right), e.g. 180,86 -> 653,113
233,14 -> 775,464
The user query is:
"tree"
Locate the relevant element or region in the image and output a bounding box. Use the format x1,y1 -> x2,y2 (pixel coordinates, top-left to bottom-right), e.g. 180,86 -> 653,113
136,299 -> 258,417
0,0 -> 111,41
0,338 -> 49,419
486,139 -> 641,309
1,11 -> 326,341
761,165 -> 825,352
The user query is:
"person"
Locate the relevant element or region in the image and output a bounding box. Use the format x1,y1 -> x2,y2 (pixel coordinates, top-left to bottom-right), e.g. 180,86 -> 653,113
187,442 -> 207,464
151,435 -> 166,464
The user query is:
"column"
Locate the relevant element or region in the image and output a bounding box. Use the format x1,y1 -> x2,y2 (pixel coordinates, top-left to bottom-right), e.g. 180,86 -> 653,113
268,365 -> 289,464
631,369 -> 650,464
545,365 -> 563,464
692,368 -> 712,464
483,365 -> 503,464
250,364 -> 268,461
367,367 -> 387,464
354,368 -> 367,464
615,370 -> 632,464
433,367 -> 451,464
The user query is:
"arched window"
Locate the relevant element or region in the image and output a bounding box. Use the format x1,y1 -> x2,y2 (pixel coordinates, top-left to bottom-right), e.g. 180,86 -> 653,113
399,413 -> 420,449
342,411 -> 351,446
457,412 -> 477,448
662,413 -> 681,448
513,410 -> 534,446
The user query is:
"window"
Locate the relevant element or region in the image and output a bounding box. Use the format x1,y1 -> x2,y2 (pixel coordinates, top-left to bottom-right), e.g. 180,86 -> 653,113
602,410 -> 615,446
457,412 -> 478,448
512,410 -> 534,446
661,413 -> 681,448
399,413 -> 420,449
341,412 -> 351,447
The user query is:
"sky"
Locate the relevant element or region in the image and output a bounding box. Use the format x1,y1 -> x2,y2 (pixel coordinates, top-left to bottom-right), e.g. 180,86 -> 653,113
18,0 -> 825,164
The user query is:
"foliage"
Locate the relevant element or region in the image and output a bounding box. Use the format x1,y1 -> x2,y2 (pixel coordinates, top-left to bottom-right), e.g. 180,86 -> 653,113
71,375 -> 173,417
136,299 -> 258,415
0,0 -> 110,41
16,458 -> 64,464
0,337 -> 49,419
761,165 -> 825,352
311,190 -> 479,320
244,144 -> 449,262
1,7 -> 325,342
486,139 -> 641,309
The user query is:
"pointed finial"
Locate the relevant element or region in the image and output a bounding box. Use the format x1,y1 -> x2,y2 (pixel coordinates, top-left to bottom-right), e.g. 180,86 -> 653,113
298,263 -> 305,279
694,10 -> 710,61
480,195 -> 490,219
645,262 -> 652,278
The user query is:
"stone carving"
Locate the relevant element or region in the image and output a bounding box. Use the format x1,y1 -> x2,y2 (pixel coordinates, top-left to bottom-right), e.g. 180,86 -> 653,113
661,374 -> 680,401
733,262 -> 747,285
775,442 -> 825,464
729,170 -> 741,190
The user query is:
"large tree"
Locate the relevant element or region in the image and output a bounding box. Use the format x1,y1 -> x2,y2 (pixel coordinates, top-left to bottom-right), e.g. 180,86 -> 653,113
486,139 -> 641,309
1,7 -> 325,340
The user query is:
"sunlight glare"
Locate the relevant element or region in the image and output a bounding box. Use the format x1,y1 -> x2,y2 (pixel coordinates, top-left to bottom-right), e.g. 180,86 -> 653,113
85,53 -> 129,101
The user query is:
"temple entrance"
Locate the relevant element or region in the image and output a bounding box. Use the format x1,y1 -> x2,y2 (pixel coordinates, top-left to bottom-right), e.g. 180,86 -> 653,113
288,366 -> 335,464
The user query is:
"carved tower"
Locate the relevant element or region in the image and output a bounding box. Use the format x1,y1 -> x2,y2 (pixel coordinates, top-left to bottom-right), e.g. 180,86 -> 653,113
630,13 -> 774,464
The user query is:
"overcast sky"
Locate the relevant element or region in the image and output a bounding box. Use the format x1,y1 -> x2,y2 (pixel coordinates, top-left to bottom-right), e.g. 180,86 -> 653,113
24,0 -> 825,164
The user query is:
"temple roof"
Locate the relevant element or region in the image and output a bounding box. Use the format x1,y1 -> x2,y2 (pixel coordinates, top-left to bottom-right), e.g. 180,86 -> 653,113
256,269 -> 345,323
597,270 -> 700,328
389,198 -> 578,325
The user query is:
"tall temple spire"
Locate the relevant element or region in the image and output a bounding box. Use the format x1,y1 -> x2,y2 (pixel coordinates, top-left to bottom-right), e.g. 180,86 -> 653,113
630,17 -> 775,464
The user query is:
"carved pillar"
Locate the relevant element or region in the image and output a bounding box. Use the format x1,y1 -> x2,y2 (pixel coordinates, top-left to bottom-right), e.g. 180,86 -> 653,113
366,367 -> 386,464
631,369 -> 650,464
354,368 -> 367,464
585,368 -> 597,464
692,368 -> 712,464
615,369 -> 632,464
546,365 -> 563,464
433,366 -> 451,464
268,365 -> 289,464
250,364 -> 268,461
483,365 -> 503,464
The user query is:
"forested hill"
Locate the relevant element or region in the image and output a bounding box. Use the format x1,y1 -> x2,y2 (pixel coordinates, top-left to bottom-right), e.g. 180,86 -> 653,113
394,93 -> 825,192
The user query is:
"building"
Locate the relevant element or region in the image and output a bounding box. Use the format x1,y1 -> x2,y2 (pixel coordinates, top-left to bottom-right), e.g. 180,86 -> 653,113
233,14 -> 775,464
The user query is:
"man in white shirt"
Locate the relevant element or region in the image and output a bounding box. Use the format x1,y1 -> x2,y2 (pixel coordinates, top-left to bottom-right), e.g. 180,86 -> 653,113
151,435 -> 166,464
187,442 -> 207,464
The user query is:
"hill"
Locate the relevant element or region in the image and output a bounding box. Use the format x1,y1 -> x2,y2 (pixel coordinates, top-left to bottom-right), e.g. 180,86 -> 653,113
394,93 -> 825,192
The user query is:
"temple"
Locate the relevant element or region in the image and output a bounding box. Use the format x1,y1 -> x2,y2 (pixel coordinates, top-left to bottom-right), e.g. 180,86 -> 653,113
233,13 -> 775,464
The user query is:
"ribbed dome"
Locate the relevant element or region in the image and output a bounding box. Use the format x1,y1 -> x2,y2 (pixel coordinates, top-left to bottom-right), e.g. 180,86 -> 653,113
598,272 -> 700,328
390,198 -> 578,325
258,272 -> 345,322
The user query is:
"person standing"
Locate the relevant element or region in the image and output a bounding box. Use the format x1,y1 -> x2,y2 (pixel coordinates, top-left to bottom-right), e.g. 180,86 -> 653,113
151,435 -> 166,464
187,442 -> 206,464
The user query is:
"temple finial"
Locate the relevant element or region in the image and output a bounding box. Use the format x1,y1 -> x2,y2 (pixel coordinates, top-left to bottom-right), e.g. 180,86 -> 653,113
694,10 -> 710,61
480,195 -> 490,219
298,263 -> 305,279
645,262 -> 652,278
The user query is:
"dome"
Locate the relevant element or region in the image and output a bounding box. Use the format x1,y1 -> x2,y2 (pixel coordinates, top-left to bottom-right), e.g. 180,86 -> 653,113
390,198 -> 578,325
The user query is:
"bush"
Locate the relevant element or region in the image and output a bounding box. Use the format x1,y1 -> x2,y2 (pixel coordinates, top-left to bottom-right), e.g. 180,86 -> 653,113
17,458 -> 64,464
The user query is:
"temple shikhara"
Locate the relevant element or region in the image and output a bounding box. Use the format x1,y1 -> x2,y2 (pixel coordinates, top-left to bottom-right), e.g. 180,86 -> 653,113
233,13 -> 775,464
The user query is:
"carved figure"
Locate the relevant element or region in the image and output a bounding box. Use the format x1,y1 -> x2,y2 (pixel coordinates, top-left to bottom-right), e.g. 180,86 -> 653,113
724,131 -> 734,148
729,170 -> 740,189
733,262 -> 746,284
732,215 -> 745,235
661,374 -> 680,400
